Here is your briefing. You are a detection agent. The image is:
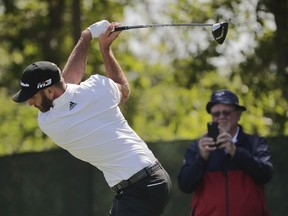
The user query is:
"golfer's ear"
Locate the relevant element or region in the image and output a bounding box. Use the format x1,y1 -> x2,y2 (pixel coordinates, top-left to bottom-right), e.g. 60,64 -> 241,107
44,87 -> 54,99
45,87 -> 53,94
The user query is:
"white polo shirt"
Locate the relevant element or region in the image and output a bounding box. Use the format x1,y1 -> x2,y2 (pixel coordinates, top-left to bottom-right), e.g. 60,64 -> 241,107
38,74 -> 156,187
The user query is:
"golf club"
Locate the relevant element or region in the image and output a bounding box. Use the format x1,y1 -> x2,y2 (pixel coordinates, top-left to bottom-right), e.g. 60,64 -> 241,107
114,22 -> 228,44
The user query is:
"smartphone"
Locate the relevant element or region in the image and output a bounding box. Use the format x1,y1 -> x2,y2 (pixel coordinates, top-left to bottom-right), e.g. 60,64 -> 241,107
207,122 -> 219,142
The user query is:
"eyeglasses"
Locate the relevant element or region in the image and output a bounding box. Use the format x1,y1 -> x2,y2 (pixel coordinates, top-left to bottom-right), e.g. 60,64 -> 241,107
211,110 -> 236,118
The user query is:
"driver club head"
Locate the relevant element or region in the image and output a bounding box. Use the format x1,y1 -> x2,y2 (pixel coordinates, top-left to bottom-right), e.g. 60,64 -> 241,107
212,22 -> 228,44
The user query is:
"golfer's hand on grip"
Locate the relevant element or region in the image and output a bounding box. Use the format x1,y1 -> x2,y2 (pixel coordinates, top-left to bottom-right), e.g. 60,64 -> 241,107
98,22 -> 122,52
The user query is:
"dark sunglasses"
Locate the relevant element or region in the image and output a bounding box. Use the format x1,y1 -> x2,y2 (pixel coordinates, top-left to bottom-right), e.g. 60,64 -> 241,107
211,110 -> 236,118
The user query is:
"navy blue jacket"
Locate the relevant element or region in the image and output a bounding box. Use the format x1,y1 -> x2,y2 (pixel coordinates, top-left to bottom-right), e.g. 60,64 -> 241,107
178,126 -> 273,216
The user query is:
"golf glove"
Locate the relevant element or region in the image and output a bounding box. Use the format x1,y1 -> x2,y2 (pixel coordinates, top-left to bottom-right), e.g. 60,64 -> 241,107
87,20 -> 110,38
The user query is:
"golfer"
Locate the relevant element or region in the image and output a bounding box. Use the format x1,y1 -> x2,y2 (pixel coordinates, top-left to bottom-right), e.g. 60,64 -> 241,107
12,21 -> 171,216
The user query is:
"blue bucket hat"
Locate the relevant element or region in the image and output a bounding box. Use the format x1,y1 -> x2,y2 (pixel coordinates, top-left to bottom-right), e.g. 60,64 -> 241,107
206,89 -> 246,113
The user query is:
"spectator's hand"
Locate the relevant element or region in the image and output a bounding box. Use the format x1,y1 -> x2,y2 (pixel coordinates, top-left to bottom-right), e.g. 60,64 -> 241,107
198,136 -> 217,160
217,126 -> 236,157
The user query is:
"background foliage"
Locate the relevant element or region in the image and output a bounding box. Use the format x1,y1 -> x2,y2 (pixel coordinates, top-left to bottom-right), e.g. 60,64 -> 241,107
0,0 -> 287,155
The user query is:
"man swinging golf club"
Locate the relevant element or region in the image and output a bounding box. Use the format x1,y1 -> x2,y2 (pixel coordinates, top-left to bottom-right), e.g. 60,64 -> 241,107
12,20 -> 171,216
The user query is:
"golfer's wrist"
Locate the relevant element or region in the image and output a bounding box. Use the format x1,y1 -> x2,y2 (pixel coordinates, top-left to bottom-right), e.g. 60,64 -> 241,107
82,30 -> 93,41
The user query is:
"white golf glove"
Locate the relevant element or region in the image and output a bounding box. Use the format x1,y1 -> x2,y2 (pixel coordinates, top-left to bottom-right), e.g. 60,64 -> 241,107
87,20 -> 110,38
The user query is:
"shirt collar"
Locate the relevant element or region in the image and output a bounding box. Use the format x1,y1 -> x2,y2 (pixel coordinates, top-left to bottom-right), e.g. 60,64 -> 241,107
232,126 -> 239,143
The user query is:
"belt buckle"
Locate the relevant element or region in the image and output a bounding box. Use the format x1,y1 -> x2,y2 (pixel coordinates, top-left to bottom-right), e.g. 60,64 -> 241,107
111,183 -> 122,194
112,180 -> 128,194
117,180 -> 128,190
111,187 -> 117,194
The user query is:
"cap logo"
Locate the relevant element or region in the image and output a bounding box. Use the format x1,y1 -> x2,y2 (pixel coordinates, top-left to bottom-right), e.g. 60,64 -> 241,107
215,91 -> 225,97
37,78 -> 52,89
20,82 -> 30,87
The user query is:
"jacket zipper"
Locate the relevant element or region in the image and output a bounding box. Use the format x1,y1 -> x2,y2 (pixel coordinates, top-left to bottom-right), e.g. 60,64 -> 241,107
224,170 -> 230,216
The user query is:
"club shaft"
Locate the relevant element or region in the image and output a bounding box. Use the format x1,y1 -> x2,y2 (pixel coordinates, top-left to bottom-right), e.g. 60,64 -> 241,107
114,23 -> 213,31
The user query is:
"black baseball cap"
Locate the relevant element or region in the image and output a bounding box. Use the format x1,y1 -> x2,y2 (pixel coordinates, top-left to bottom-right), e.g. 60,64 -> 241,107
12,61 -> 61,103
206,89 -> 246,113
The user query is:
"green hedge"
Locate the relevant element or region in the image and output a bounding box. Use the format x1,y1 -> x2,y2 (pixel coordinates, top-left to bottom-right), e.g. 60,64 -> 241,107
0,137 -> 286,216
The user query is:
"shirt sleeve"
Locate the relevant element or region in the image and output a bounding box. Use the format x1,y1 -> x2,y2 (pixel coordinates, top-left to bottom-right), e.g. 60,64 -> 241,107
85,74 -> 121,105
107,77 -> 122,105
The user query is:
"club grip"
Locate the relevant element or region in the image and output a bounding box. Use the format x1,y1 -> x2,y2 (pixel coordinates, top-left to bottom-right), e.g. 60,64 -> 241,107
114,26 -> 129,31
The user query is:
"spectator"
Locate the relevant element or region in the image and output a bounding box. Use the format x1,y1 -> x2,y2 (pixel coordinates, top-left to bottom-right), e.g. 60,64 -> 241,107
178,89 -> 273,216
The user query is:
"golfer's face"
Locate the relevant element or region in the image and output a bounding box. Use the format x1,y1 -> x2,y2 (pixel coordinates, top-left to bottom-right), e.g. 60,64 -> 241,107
27,90 -> 53,113
210,104 -> 241,133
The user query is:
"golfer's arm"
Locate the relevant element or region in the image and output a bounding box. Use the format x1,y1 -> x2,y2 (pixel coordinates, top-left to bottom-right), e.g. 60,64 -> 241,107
101,47 -> 130,103
62,30 -> 92,84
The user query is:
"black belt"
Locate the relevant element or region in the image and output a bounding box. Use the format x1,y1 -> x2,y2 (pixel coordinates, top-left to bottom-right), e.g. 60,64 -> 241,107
111,162 -> 162,194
